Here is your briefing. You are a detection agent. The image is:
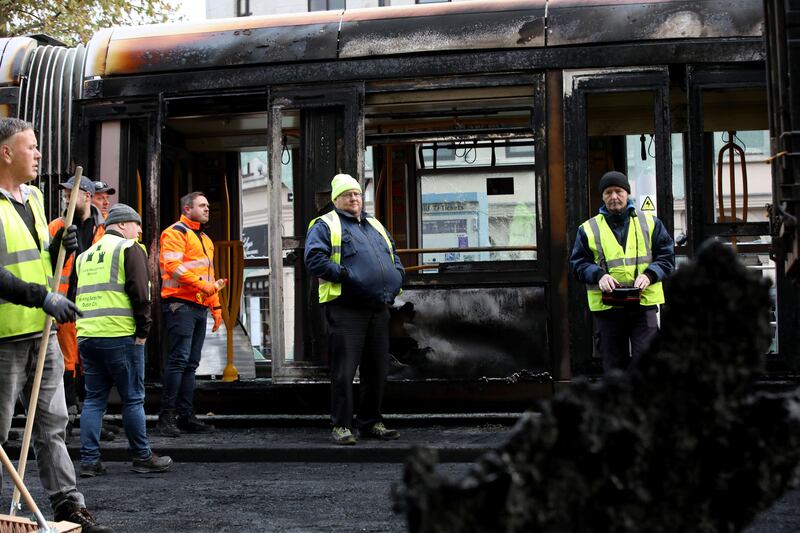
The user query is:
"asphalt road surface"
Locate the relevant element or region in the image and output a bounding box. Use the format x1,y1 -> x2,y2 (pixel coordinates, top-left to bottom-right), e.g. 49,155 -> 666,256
5,462 -> 471,532
4,462 -> 798,532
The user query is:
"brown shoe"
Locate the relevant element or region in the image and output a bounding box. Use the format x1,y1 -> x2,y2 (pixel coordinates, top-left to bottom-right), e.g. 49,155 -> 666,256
54,504 -> 114,533
131,452 -> 173,474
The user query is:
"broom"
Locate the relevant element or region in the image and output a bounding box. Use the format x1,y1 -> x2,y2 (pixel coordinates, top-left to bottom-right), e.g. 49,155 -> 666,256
1,444 -> 79,532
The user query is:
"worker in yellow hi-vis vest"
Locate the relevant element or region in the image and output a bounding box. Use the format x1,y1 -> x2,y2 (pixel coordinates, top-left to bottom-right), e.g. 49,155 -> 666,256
570,171 -> 675,372
76,203 -> 172,477
305,174 -> 404,446
0,117 -> 112,532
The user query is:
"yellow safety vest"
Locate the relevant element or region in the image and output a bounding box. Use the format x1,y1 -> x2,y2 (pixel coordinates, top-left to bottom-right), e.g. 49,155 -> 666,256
0,186 -> 53,339
581,211 -> 665,312
75,233 -> 142,337
307,211 -> 396,303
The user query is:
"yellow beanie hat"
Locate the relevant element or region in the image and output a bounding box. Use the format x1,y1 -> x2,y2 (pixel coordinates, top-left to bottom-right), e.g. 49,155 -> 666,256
331,174 -> 361,201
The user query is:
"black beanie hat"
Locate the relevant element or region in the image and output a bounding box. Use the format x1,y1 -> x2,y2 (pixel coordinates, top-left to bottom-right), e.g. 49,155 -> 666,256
598,171 -> 631,194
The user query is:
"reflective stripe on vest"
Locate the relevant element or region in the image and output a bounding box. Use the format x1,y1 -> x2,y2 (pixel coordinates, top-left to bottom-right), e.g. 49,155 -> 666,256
581,211 -> 665,311
75,233 -> 137,337
0,186 -> 53,339
307,211 -> 395,303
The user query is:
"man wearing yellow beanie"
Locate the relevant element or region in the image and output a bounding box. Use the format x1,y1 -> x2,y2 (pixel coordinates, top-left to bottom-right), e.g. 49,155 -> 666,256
305,174 -> 404,445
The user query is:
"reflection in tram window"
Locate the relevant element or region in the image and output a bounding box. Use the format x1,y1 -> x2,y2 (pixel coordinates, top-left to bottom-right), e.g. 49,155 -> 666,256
364,84 -> 538,273
418,142 -> 536,267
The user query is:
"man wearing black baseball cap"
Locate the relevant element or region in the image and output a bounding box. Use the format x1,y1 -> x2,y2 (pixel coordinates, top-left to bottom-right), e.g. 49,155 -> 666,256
569,171 -> 675,372
92,180 -> 116,217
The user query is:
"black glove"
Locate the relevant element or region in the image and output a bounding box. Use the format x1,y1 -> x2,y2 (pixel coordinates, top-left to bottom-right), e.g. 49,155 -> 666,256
42,292 -> 83,323
61,225 -> 79,254
51,225 -> 79,256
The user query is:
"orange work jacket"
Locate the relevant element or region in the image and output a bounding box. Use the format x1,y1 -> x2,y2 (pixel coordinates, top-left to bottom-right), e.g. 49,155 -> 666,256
159,215 -> 221,313
48,212 -> 105,296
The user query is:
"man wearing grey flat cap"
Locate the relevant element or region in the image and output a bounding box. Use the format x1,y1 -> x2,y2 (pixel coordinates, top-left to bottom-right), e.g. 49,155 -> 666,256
570,170 -> 675,372
75,203 -> 171,476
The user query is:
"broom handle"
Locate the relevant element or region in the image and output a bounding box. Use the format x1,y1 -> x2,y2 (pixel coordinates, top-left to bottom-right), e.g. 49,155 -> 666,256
0,445 -> 50,529
10,167 -> 84,515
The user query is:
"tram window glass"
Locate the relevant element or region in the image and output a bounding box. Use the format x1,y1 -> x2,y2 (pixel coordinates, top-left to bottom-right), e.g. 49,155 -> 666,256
669,133 -> 687,246
363,146 -> 377,214
419,140 -> 536,266
365,84 -> 536,271
309,0 -> 345,11
701,88 -> 770,224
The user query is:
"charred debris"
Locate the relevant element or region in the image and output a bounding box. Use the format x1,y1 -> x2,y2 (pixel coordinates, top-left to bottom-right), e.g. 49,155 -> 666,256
396,240 -> 800,533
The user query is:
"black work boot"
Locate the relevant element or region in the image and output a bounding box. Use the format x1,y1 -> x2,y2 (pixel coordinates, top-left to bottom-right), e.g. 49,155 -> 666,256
176,413 -> 215,433
54,503 -> 114,533
156,410 -> 180,438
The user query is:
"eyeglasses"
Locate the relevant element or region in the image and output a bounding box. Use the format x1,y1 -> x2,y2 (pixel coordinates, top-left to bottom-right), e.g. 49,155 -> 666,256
339,192 -> 362,199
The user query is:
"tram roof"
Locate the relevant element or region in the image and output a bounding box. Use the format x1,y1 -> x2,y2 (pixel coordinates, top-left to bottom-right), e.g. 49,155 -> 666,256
2,0 -> 764,85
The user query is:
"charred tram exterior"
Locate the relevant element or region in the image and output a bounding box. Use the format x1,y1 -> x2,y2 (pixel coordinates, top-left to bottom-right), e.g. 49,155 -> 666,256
1,0 -> 796,410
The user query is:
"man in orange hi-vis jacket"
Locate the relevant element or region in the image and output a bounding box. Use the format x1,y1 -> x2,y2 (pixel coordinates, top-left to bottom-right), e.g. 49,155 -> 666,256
48,174 -> 105,437
156,191 -> 226,437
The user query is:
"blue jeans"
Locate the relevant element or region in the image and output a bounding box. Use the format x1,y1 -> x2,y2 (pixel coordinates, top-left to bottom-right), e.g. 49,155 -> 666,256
79,336 -> 150,463
161,300 -> 207,417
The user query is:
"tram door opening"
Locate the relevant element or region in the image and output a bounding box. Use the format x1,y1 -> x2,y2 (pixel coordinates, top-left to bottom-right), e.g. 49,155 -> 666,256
565,68 -> 674,373
686,72 -> 777,356
268,86 -> 362,382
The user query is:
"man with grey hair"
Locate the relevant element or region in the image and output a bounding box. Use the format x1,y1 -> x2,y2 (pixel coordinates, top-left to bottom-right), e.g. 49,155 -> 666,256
157,191 -> 225,437
0,117 -> 113,532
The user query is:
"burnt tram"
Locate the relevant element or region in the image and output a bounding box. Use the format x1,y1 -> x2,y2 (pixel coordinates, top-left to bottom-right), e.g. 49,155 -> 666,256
1,0 -> 796,412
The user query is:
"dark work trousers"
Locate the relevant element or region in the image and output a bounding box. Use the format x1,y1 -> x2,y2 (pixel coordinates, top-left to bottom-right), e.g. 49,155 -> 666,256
161,300 -> 208,417
593,306 -> 659,372
326,303 -> 390,429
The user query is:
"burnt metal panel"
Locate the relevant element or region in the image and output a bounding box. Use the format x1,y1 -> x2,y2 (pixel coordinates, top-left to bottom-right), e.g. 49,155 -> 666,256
0,37 -> 37,88
85,40 -> 763,101
90,13 -> 341,77
547,0 -> 764,46
392,286 -> 550,379
545,70 -> 570,380
339,1 -> 545,58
